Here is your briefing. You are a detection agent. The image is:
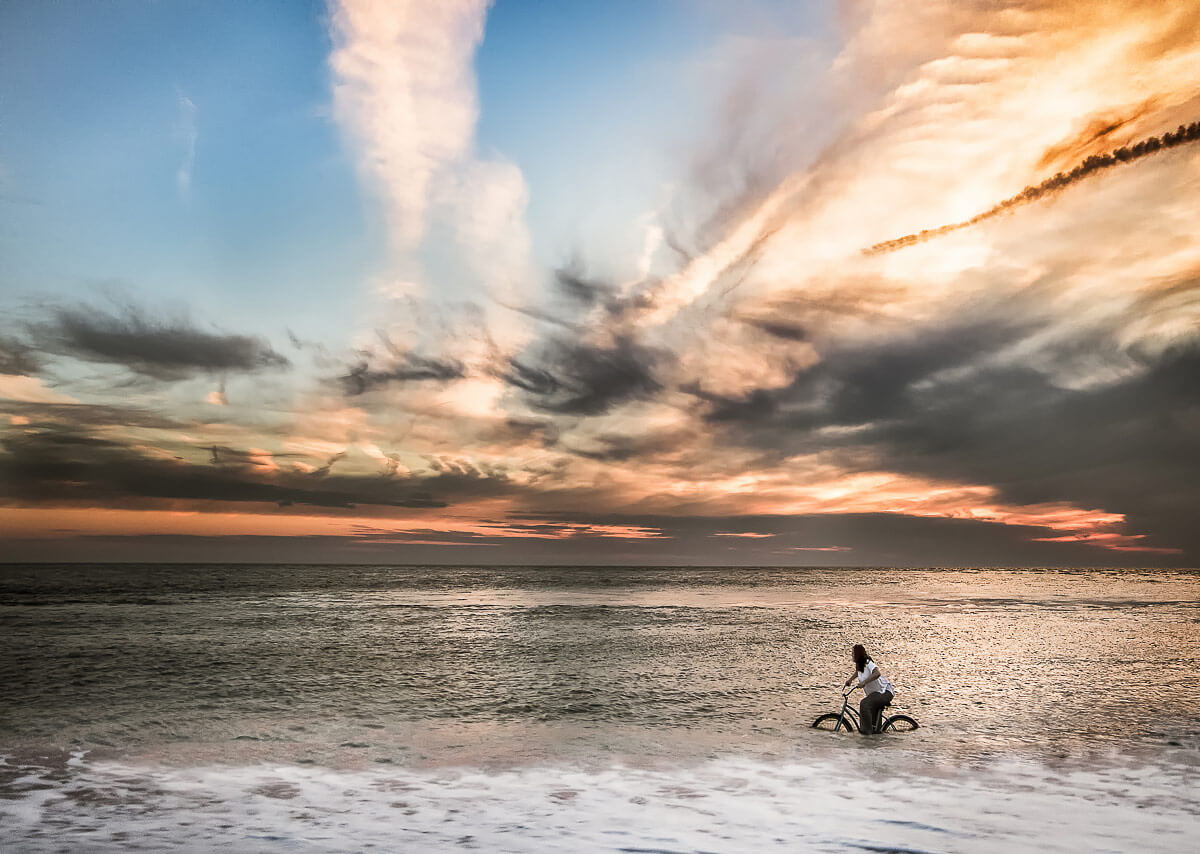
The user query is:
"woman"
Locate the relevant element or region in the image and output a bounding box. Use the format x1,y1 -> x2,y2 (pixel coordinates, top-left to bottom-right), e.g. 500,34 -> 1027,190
844,644 -> 894,735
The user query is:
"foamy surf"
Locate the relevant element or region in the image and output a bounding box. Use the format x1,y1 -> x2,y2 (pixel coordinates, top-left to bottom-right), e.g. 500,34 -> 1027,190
2,750 -> 1195,852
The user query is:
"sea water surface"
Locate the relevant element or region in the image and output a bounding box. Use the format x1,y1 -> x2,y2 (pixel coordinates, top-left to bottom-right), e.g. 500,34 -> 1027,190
1,564 -> 1197,851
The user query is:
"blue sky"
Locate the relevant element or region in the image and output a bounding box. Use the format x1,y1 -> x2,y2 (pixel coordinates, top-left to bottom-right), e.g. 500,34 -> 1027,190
1,0 -> 371,342
1,1 -> 834,341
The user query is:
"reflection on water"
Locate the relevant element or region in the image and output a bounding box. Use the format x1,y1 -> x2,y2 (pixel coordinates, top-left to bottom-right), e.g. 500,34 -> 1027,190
2,565 -> 1196,766
2,565 -> 1198,851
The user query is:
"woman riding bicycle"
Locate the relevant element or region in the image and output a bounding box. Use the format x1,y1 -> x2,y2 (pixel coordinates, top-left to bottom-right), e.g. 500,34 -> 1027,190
844,644 -> 894,735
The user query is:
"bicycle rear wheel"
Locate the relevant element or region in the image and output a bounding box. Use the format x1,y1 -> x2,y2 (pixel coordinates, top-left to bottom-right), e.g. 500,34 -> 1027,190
882,714 -> 919,732
812,713 -> 855,732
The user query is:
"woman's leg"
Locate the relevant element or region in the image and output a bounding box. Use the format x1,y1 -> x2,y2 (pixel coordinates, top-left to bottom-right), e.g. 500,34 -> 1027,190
859,691 -> 894,733
859,692 -> 883,735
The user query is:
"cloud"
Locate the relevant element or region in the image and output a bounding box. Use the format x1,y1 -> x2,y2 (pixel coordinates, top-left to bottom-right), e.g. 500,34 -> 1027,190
175,93 -> 197,200
0,401 -> 189,430
0,377 -> 77,404
560,427 -> 691,463
348,518 -> 667,545
506,335 -> 663,416
328,0 -> 533,350
0,424 -> 523,511
738,317 -> 808,342
328,0 -> 488,247
31,303 -> 290,380
341,352 -> 465,395
554,265 -> 618,308
6,509 -> 1184,567
685,317 -> 1200,557
0,336 -> 40,376
865,120 -> 1200,255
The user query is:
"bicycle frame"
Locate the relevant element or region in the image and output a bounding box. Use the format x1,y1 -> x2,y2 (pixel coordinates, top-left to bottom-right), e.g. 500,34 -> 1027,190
831,689 -> 862,732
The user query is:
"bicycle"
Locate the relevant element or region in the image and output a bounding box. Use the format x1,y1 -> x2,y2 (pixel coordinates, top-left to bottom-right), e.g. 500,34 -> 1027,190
811,684 -> 919,733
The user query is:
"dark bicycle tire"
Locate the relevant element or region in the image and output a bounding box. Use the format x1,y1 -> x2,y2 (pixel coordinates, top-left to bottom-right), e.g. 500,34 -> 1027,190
812,713 -> 855,732
881,714 -> 919,732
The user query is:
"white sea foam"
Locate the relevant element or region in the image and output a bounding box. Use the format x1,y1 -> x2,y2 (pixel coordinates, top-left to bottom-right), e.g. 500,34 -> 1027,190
2,751 -> 1196,852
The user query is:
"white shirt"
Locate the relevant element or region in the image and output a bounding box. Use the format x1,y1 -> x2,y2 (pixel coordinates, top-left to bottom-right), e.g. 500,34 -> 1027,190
858,660 -> 894,696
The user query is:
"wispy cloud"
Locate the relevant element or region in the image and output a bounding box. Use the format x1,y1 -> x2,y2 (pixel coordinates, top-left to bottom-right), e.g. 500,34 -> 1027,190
0,336 -> 41,377
30,301 -> 289,380
328,0 -> 532,347
865,120 -> 1200,255
328,0 -> 487,248
175,93 -> 197,200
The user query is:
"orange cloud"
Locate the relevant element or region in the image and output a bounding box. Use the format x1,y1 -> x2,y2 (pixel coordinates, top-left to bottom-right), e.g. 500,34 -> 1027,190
1032,532 -> 1183,555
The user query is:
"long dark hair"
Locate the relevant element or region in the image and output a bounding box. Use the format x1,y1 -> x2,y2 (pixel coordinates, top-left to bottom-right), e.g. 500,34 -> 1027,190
852,644 -> 871,673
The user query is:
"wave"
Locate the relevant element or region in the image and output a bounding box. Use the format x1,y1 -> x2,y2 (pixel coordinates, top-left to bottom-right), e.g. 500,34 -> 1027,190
1,749 -> 1195,852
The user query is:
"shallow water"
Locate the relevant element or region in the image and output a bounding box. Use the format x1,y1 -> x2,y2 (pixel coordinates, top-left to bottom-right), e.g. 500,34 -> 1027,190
2,565 -> 1198,851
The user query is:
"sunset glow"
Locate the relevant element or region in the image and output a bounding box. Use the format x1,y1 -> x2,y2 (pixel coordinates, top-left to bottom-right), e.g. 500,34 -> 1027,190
2,0 -> 1197,565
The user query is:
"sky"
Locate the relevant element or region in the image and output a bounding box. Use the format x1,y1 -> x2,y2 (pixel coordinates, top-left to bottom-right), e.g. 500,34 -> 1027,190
1,0 -> 1198,566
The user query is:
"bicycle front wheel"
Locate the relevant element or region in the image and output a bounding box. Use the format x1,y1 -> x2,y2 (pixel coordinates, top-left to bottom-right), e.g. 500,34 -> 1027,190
812,713 -> 855,732
882,714 -> 919,732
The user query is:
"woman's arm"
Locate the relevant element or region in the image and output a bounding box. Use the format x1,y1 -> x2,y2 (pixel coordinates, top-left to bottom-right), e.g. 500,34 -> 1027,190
857,662 -> 882,688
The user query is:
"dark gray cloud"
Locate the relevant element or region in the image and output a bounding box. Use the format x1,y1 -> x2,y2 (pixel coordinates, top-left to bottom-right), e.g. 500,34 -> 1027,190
341,352 -> 465,395
505,335 -> 663,416
337,328 -> 469,395
864,342 -> 1200,559
31,304 -> 289,380
0,425 -> 518,511
554,265 -> 617,307
691,320 -> 1026,430
565,429 -> 689,462
0,336 -> 41,376
207,445 -> 305,467
1,401 -> 193,431
502,358 -> 560,396
740,317 -> 809,342
685,385 -> 779,423
687,316 -> 1200,560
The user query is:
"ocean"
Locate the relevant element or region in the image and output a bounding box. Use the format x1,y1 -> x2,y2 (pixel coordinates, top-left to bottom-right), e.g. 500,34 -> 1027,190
1,564 -> 1197,852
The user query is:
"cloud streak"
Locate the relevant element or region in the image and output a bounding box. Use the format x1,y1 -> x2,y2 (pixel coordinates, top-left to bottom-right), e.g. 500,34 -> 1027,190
175,93 -> 197,200
328,0 -> 533,349
0,424 -> 507,510
328,0 -> 488,248
342,351 -> 465,395
31,303 -> 289,380
865,120 -> 1200,255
